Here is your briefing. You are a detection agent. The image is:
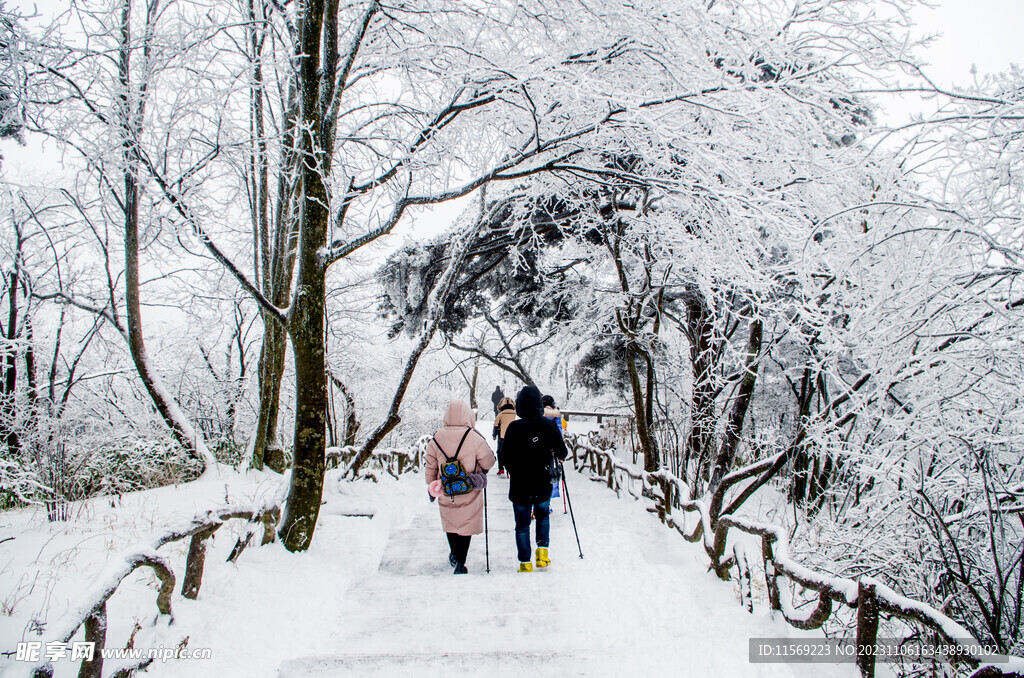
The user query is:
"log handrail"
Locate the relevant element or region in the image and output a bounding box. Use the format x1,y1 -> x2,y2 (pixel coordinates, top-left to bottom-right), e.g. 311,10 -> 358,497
563,431 -> 1023,678
11,497 -> 285,678
326,435 -> 429,478
558,410 -> 634,423
13,440 -> 430,678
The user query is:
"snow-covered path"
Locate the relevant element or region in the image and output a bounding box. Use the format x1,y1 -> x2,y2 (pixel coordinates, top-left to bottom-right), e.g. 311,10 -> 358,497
263,470 -> 856,678
2,462 -> 865,678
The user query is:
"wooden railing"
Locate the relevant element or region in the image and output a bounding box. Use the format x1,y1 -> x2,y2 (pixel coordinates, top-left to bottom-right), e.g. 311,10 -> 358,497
325,435 -> 429,478
10,491 -> 283,678
10,440 -> 427,678
564,430 -> 1024,678
559,410 -> 633,424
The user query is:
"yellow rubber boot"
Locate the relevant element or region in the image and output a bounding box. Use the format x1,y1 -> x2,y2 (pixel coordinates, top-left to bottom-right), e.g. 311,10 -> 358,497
535,547 -> 550,568
518,562 -> 533,573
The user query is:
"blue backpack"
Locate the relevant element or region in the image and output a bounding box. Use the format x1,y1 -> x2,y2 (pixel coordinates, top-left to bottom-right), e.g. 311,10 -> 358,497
433,428 -> 474,501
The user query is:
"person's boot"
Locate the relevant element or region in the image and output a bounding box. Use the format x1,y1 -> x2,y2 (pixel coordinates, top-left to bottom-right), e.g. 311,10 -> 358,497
449,552 -> 458,568
535,547 -> 550,569
517,562 -> 533,573
453,562 -> 468,575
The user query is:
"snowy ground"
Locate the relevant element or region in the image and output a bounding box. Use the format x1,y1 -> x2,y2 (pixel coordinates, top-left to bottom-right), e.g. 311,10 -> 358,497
1,423 -> 871,677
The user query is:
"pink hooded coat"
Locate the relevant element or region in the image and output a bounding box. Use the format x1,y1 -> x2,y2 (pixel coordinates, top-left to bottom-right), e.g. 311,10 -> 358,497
424,400 -> 496,535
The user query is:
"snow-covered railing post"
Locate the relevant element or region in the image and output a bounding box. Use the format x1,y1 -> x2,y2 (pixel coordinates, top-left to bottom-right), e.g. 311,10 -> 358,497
79,602 -> 106,678
22,549 -> 179,678
856,579 -> 880,678
710,518 -> 734,580
182,525 -> 218,600
647,472 -> 672,525
762,535 -> 780,612
734,542 -> 753,614
135,553 -> 176,619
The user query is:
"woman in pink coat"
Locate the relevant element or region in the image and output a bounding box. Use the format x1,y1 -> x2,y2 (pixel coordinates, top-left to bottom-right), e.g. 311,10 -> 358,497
424,400 -> 496,574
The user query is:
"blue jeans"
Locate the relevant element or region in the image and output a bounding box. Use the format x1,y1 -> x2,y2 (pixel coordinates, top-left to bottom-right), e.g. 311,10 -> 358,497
513,500 -> 550,563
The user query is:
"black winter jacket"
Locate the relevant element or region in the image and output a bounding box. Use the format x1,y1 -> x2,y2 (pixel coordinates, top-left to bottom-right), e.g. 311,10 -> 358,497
503,385 -> 568,504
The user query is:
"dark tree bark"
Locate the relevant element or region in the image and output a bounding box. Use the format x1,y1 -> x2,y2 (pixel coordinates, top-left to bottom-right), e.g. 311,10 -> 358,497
113,0 -> 214,468
1,239 -> 20,456
684,282 -> 716,497
603,223 -> 660,471
252,320 -> 289,471
709,316 -> 762,492
276,0 -> 335,551
623,337 -> 659,471
467,362 -> 478,410
789,366 -> 815,504
181,528 -> 216,600
78,603 -> 106,678
328,371 -> 360,447
856,580 -> 880,678
248,0 -> 300,472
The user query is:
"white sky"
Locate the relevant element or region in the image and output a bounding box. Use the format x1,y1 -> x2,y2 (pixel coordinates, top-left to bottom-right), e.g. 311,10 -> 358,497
911,0 -> 1022,86
12,0 -> 1021,74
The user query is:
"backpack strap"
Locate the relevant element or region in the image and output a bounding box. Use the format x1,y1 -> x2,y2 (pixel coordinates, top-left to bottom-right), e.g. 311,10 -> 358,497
433,427 -> 473,464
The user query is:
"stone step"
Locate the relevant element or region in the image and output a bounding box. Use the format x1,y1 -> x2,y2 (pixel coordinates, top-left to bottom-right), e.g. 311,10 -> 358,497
279,649 -> 635,678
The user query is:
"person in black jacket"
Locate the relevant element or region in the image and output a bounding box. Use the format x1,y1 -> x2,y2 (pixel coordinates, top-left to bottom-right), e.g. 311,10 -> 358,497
502,385 -> 567,572
490,385 -> 504,416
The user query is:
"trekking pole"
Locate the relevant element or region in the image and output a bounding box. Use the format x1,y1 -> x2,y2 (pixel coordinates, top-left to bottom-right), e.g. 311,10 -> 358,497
483,485 -> 490,573
561,475 -> 568,514
559,462 -> 583,559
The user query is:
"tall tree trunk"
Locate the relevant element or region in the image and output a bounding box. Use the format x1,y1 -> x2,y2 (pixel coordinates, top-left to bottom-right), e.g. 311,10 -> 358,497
328,371 -> 360,447
223,306 -> 247,442
263,327 -> 288,468
246,0 -> 291,472
790,366 -> 815,504
685,282 -> 716,497
23,313 -> 36,414
604,223 -> 660,471
123,156 -> 212,465
280,271 -> 326,550
274,0 -> 377,548
117,0 -> 215,470
709,316 -> 762,492
624,340 -> 659,472
2,260 -> 19,456
251,319 -> 288,471
277,0 -> 331,551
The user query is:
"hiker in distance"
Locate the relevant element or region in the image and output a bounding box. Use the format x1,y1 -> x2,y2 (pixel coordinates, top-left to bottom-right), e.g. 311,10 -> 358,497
542,394 -> 566,436
491,384 -> 504,416
492,396 -> 517,477
424,400 -> 496,574
502,385 -> 568,572
541,394 -> 565,498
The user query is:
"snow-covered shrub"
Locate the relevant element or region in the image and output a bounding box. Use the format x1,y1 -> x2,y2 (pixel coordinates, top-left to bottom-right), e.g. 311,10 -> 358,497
74,437 -> 203,498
